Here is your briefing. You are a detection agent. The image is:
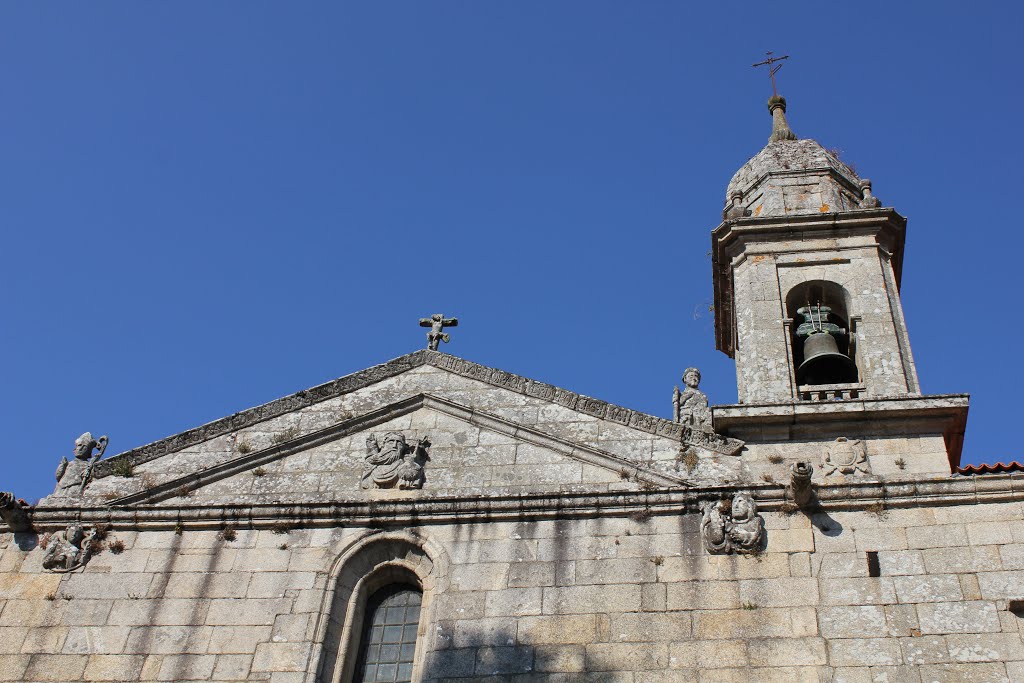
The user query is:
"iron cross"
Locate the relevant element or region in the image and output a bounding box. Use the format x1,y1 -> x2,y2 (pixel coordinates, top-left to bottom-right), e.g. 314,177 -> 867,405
752,51 -> 790,97
419,313 -> 459,351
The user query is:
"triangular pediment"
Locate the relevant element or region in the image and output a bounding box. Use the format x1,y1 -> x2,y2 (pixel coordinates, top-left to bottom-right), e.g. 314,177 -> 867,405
66,352 -> 744,506
97,394 -> 696,506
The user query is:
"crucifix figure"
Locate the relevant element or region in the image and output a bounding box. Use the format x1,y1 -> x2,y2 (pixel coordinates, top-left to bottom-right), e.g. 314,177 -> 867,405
752,51 -> 790,97
419,313 -> 459,351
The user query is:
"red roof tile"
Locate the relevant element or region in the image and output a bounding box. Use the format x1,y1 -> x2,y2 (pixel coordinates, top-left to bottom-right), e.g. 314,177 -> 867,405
956,461 -> 1024,475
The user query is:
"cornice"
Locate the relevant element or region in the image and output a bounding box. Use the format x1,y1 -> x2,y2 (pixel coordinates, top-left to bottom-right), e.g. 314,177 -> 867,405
15,474 -> 1023,533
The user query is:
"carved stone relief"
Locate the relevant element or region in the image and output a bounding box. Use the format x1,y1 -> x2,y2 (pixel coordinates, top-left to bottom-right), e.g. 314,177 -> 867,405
0,492 -> 32,532
701,493 -> 764,555
42,524 -> 98,573
361,432 -> 430,490
54,432 -> 108,497
822,437 -> 869,477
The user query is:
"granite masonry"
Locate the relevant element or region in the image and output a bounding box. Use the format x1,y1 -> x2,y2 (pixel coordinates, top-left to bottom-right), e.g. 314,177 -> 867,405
1,96 -> 1021,683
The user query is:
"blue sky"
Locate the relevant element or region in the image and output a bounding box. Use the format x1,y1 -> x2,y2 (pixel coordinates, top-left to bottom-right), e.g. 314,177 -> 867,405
2,3 -> 1021,501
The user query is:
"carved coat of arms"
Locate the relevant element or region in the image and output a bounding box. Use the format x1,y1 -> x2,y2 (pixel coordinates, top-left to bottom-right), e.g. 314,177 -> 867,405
822,437 -> 869,476
361,432 -> 430,490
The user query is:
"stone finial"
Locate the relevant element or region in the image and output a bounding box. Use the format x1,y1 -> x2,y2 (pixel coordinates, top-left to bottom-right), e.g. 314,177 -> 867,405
858,179 -> 881,208
768,95 -> 798,143
723,190 -> 752,220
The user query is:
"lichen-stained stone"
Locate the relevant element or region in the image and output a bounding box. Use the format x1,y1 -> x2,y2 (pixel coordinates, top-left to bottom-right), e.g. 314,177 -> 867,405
22,653 -> 89,682
819,605 -> 888,639
517,615 -> 598,645
917,663 -> 1011,683
916,601 -> 1001,635
828,637 -> 903,666
693,607 -> 817,640
892,574 -> 963,603
975,570 -> 1024,600
82,654 -> 145,682
251,642 -> 312,672
542,584 -> 641,615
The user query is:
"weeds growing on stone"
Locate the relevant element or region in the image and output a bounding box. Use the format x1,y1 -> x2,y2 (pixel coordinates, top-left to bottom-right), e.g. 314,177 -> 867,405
760,473 -> 775,484
651,555 -> 665,566
253,467 -> 267,478
237,442 -> 253,454
270,521 -> 290,535
779,502 -> 799,516
894,457 -> 907,470
676,447 -> 699,472
865,501 -> 888,519
272,427 -> 299,445
219,526 -> 237,542
618,468 -> 631,480
767,454 -> 784,464
108,539 -> 125,554
741,601 -> 758,610
44,592 -> 57,601
111,459 -> 135,478
629,508 -> 653,523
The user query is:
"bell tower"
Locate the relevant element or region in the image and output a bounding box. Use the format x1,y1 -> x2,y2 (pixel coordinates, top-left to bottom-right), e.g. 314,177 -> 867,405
710,94 -> 968,473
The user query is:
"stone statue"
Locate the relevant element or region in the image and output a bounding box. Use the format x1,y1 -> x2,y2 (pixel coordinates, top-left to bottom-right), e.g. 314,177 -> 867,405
701,493 -> 764,555
42,524 -> 97,573
419,314 -> 458,351
361,432 -> 430,490
673,368 -> 712,430
54,432 -> 109,496
0,492 -> 32,532
822,437 -> 869,477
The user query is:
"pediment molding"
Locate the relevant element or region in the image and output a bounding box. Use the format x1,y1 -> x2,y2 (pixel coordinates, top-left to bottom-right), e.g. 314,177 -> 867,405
94,351 -> 741,481
104,394 -> 693,506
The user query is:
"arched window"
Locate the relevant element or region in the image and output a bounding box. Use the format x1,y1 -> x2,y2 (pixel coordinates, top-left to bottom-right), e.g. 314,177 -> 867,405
352,584 -> 423,683
314,533 -> 440,683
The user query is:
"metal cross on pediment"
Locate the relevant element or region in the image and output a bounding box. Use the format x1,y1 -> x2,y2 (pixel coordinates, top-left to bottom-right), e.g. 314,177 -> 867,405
419,313 -> 459,351
752,51 -> 790,97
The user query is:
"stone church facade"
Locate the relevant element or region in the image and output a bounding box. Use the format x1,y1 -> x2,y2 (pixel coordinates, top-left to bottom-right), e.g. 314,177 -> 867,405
2,96 -> 1022,683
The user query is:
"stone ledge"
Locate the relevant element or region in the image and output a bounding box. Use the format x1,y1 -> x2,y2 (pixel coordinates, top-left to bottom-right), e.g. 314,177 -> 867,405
14,473 -> 1023,533
713,393 -> 970,468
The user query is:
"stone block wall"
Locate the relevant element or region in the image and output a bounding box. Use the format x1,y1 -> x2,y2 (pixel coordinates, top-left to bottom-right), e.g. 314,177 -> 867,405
3,498 -> 1023,682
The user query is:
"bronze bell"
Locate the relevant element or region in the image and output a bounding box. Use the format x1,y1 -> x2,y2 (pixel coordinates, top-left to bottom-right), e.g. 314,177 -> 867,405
798,331 -> 858,386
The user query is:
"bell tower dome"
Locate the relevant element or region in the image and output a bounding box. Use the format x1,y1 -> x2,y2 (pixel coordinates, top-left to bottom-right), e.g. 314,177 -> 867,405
710,95 -> 969,472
